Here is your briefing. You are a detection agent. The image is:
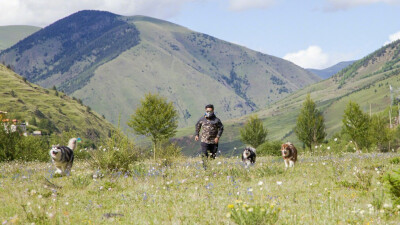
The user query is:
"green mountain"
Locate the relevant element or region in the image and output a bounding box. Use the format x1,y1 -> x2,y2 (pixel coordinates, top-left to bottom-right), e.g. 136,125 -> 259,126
177,39 -> 400,155
307,60 -> 356,79
0,64 -> 114,142
0,10 -> 320,131
0,25 -> 41,51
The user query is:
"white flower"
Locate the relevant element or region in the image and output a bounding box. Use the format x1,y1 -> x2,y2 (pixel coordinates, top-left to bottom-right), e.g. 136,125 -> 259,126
258,181 -> 263,186
248,188 -> 253,192
383,203 -> 392,208
205,177 -> 209,181
367,204 -> 373,208
276,181 -> 282,185
327,146 -> 331,150
334,138 -> 338,142
315,146 -> 318,149
217,162 -> 222,165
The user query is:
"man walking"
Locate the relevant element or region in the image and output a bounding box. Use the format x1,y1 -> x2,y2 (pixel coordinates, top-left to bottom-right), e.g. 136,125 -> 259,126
195,104 -> 224,159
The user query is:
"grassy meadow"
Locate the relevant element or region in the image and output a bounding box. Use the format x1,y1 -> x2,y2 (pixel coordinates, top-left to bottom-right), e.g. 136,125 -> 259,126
1,151 -> 400,224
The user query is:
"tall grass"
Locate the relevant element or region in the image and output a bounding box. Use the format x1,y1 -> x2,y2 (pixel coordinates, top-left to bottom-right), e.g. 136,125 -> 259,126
0,152 -> 399,224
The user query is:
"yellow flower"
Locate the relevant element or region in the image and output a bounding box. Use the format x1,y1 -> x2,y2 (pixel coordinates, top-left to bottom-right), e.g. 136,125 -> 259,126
270,204 -> 274,209
242,204 -> 249,208
227,204 -> 234,209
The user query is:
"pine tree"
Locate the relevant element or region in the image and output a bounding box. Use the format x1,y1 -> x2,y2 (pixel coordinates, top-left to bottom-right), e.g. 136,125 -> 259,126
295,94 -> 326,151
240,115 -> 268,148
342,101 -> 370,151
127,93 -> 178,160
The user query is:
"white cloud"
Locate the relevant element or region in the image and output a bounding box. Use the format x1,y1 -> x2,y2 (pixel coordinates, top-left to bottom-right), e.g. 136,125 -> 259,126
384,31 -> 400,45
284,46 -> 330,69
0,0 -> 195,27
325,0 -> 400,11
228,0 -> 275,11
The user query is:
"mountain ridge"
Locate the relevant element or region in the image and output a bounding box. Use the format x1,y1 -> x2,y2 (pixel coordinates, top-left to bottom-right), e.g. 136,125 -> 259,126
0,10 -> 320,130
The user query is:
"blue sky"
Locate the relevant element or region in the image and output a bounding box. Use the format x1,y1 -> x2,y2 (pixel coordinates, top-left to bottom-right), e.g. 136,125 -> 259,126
0,0 -> 399,69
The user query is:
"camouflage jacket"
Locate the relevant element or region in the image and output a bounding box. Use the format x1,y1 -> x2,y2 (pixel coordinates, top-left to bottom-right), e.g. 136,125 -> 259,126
195,115 -> 224,144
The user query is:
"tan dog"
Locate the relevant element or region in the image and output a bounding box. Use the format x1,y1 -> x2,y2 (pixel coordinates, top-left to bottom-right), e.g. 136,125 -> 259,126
280,142 -> 297,168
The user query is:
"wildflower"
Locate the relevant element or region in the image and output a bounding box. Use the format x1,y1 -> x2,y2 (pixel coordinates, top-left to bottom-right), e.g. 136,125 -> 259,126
247,188 -> 253,192
327,146 -> 330,150
258,181 -> 263,186
383,203 -> 392,208
242,204 -> 248,208
248,208 -> 253,212
315,146 -> 318,149
217,162 -> 222,165
334,138 -> 338,142
227,204 -> 234,209
226,213 -> 231,218
277,181 -> 282,185
235,200 -> 243,204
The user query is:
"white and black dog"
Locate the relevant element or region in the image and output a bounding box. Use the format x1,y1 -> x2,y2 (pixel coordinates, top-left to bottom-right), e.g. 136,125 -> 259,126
50,138 -> 77,176
242,147 -> 256,167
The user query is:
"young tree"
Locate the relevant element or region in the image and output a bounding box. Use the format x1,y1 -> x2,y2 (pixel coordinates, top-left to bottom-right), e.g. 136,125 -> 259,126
369,114 -> 393,152
295,94 -> 326,151
342,101 -> 370,151
127,93 -> 178,160
240,115 -> 268,148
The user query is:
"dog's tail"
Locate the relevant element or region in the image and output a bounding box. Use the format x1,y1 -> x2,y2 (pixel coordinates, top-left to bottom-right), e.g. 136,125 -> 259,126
68,138 -> 78,150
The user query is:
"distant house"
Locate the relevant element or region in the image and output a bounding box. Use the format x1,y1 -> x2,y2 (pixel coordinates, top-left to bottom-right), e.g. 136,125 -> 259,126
2,118 -> 27,134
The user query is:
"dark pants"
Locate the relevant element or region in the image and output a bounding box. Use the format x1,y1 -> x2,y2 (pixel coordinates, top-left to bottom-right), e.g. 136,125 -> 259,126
201,142 -> 218,159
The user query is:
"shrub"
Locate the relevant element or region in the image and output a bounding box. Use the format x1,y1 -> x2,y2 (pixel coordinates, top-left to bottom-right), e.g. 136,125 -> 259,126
88,128 -> 139,172
157,141 -> 182,166
15,136 -> 49,161
227,200 -> 280,225
385,168 -> 400,206
257,141 -> 282,156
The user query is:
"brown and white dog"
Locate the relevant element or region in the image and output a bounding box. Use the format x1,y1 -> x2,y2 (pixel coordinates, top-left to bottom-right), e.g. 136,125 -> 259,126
280,142 -> 297,168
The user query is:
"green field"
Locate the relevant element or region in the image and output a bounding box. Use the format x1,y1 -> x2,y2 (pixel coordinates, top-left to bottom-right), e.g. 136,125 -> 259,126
1,152 -> 399,224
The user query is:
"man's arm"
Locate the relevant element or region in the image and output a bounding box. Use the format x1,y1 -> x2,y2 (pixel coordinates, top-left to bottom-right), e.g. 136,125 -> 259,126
216,119 -> 224,138
195,117 -> 203,140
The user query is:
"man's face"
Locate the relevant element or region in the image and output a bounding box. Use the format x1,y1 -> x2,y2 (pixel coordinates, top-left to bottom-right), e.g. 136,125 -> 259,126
205,108 -> 213,113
